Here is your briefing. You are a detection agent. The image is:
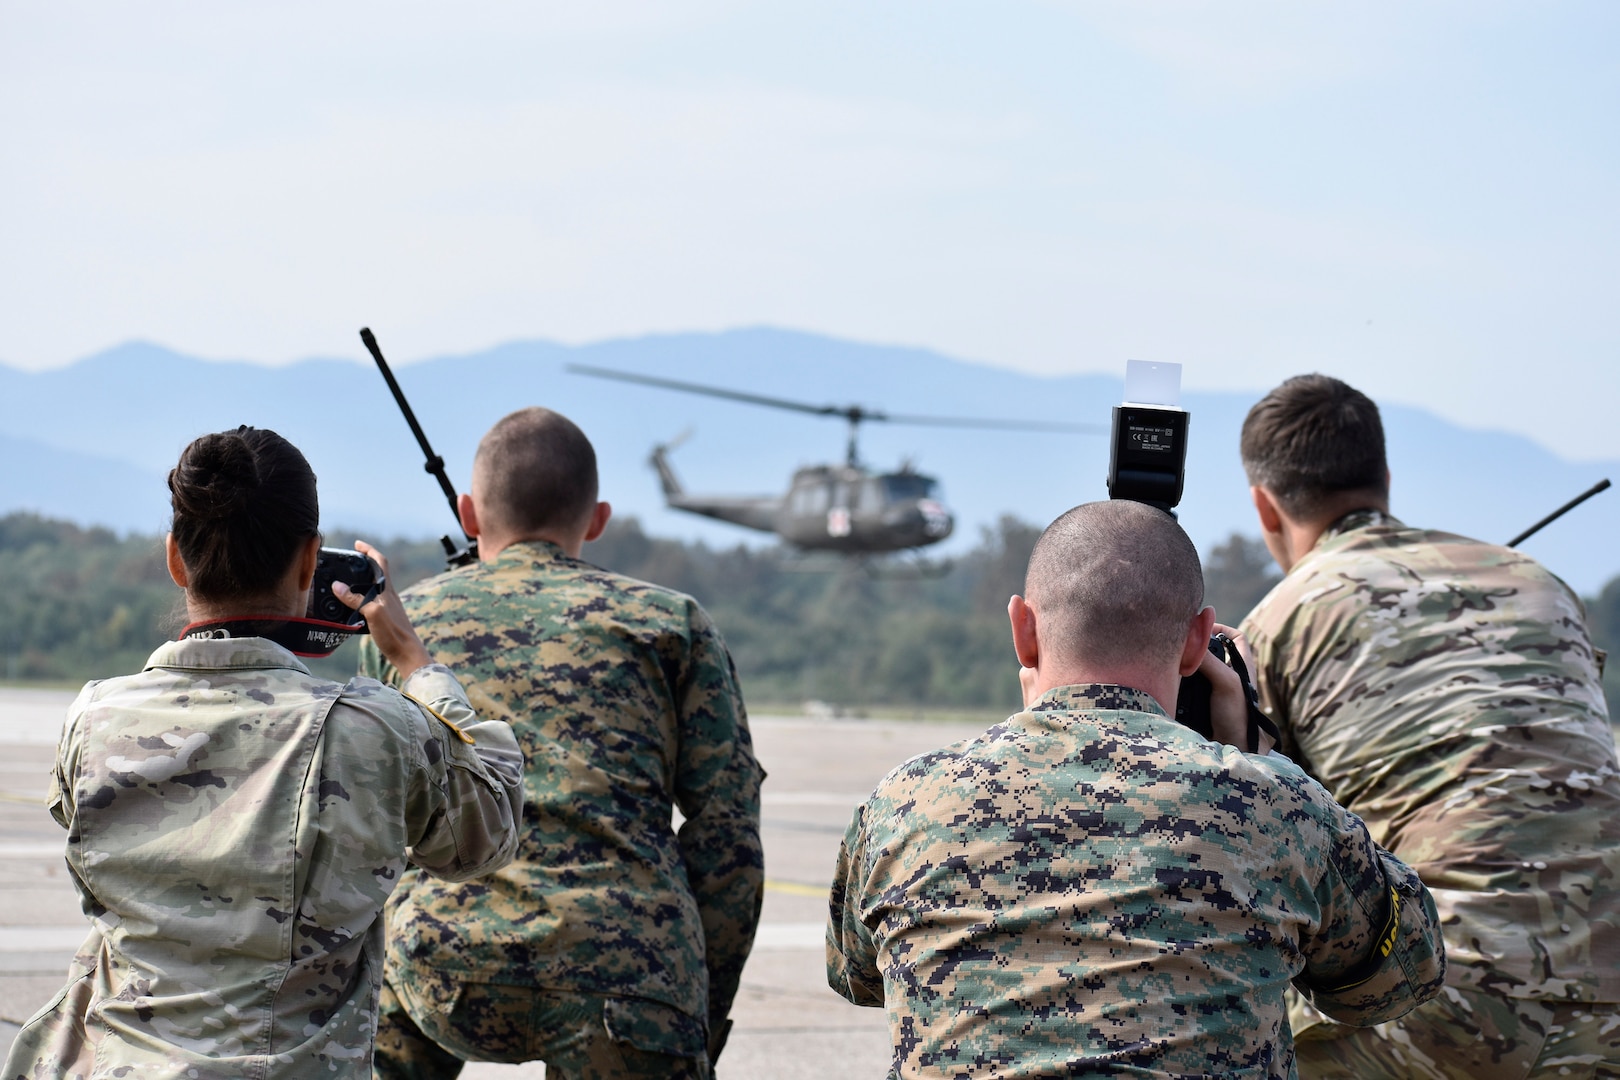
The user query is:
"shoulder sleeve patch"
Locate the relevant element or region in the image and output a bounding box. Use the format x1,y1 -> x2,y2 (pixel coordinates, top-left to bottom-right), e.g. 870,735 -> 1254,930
400,690 -> 477,745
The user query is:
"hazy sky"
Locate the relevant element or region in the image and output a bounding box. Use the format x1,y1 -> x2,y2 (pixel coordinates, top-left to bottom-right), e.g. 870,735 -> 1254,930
3,3 -> 1617,458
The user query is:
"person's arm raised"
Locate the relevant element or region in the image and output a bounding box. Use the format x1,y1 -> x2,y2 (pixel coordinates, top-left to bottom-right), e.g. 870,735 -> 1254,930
331,540 -> 434,680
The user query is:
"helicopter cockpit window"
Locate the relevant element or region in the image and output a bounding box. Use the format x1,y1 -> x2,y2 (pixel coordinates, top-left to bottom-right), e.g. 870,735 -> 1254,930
884,475 -> 939,502
790,483 -> 831,516
857,479 -> 886,513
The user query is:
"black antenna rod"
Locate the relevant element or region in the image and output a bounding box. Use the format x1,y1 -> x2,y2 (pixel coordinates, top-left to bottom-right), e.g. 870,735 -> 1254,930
359,328 -> 476,561
1506,478 -> 1611,548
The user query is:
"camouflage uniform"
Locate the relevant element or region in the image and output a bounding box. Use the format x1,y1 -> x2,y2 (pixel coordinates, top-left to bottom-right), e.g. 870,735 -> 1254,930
1241,510 -> 1620,1078
827,683 -> 1447,1080
3,636 -> 524,1080
358,540 -> 764,1079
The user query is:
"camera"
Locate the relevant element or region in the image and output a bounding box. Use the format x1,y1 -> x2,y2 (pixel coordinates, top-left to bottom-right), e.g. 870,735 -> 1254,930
1104,363 -> 1276,751
308,548 -> 384,627
1173,633 -> 1277,750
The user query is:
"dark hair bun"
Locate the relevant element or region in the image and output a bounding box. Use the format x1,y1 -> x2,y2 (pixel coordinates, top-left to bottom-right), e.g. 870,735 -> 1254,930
167,426 -> 319,603
168,430 -> 262,524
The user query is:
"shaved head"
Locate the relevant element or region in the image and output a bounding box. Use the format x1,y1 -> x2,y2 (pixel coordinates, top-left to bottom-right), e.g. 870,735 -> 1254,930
1025,501 -> 1205,671
472,407 -> 599,538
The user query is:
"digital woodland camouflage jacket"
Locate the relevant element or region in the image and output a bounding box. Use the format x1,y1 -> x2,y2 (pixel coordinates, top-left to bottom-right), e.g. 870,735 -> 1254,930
358,540 -> 764,1053
827,684 -> 1446,1080
3,637 -> 524,1080
1241,510 -> 1620,1003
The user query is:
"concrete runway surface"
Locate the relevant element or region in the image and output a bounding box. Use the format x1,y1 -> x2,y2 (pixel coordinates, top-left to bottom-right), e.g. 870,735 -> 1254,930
0,687 -> 990,1077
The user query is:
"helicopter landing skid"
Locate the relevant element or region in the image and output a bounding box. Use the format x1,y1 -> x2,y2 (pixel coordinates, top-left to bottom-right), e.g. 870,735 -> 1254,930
860,551 -> 955,580
775,550 -> 851,574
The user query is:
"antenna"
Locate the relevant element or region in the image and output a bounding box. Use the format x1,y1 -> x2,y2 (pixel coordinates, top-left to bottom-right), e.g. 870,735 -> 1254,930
1506,479 -> 1611,548
359,328 -> 478,566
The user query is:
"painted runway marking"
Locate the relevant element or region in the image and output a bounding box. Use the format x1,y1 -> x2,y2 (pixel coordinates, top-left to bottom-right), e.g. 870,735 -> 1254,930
0,926 -> 87,952
751,923 -> 825,950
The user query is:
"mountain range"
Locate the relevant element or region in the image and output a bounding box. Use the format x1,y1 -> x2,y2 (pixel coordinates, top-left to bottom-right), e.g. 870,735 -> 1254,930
2,327 -> 1615,594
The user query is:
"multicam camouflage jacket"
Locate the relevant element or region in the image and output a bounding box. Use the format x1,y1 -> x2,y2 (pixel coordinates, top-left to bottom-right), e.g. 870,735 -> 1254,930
827,684 -> 1446,1080
3,636 -> 524,1080
1241,510 -> 1620,1002
358,539 -> 764,1053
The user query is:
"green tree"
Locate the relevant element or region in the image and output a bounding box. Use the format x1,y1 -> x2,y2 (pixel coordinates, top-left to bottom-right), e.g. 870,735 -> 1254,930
1203,533 -> 1281,627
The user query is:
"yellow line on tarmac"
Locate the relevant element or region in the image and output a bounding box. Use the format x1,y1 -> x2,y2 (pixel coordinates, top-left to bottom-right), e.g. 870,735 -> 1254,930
765,879 -> 830,898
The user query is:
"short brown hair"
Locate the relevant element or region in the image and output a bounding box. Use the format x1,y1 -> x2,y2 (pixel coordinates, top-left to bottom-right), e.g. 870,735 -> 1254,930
473,408 -> 599,537
1025,500 -> 1205,670
1241,374 -> 1387,520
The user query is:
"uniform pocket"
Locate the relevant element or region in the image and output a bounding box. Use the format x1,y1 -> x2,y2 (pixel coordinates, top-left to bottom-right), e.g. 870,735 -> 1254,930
601,997 -> 707,1060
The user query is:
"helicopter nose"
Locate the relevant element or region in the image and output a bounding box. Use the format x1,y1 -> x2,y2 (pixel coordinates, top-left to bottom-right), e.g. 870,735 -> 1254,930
919,499 -> 953,540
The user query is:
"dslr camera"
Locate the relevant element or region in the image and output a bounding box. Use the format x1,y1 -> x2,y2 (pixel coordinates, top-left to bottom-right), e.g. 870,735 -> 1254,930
1107,361 -> 1276,752
308,547 -> 385,628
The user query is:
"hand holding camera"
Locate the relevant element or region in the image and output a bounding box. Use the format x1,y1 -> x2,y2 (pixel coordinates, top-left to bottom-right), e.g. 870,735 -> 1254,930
328,541 -> 436,680
1190,626 -> 1276,754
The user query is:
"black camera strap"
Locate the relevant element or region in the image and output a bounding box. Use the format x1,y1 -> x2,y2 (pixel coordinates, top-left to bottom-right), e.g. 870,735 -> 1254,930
179,615 -> 370,658
1212,634 -> 1284,753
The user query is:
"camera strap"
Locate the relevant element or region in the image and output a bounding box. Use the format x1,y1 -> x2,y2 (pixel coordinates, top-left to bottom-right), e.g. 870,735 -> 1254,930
1212,633 -> 1284,753
179,615 -> 370,659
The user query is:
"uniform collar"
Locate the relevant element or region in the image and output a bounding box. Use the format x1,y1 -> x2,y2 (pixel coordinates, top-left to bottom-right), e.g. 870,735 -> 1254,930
1318,508 -> 1405,546
146,634 -> 312,675
489,539 -> 570,567
1029,683 -> 1167,718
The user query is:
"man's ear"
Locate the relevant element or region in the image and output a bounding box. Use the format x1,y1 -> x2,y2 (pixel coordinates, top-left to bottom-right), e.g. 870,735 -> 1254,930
1251,486 -> 1284,536
164,534 -> 189,589
294,535 -> 321,591
1008,594 -> 1040,670
458,493 -> 481,539
1178,606 -> 1219,677
583,501 -> 612,544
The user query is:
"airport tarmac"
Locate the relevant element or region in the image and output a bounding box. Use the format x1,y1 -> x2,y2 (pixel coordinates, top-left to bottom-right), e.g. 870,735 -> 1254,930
0,687 -> 992,1077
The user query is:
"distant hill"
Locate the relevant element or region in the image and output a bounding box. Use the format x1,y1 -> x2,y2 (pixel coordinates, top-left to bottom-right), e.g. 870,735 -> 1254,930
0,432 -> 170,535
2,328 -> 1615,592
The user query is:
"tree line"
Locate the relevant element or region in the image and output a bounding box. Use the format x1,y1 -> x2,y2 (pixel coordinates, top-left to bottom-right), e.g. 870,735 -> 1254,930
3,510 -> 1615,717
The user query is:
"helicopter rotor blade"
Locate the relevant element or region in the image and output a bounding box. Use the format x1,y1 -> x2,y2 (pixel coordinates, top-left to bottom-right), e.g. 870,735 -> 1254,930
880,413 -> 1106,434
567,364 -> 859,421
568,363 -> 1103,434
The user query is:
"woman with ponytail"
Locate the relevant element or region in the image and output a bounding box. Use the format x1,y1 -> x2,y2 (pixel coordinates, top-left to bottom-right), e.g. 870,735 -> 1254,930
4,426 -> 523,1080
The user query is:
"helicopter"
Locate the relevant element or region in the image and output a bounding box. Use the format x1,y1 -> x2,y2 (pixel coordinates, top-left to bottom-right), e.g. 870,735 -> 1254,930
567,364 -> 1104,557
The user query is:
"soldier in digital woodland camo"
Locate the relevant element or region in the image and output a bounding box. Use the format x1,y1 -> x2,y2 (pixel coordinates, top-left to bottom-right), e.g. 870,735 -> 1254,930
360,407 -> 764,1080
1237,374 -> 1620,1079
3,427 -> 524,1080
827,499 -> 1446,1080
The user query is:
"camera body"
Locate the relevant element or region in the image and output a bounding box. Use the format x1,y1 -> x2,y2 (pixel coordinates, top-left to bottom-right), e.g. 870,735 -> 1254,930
307,548 -> 383,627
1101,362 -> 1272,749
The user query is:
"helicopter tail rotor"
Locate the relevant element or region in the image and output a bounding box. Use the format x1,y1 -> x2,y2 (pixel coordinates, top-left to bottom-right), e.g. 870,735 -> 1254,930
648,434 -> 691,498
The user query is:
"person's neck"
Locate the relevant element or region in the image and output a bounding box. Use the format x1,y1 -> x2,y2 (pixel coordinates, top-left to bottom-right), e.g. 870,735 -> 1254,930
1027,664 -> 1177,715
477,532 -> 583,561
1280,502 -> 1385,570
184,593 -> 303,623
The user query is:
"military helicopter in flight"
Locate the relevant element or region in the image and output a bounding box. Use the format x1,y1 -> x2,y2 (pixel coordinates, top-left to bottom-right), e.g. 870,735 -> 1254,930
567,364 -> 1103,557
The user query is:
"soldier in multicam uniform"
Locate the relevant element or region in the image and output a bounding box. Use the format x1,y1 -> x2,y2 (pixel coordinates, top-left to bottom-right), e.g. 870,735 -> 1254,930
1237,374 -> 1620,1078
827,499 -> 1446,1080
361,407 -> 764,1080
4,427 -> 524,1080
